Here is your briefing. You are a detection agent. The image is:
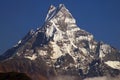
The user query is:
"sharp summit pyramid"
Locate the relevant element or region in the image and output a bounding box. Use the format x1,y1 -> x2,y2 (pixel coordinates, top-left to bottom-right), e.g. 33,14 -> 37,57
0,4 -> 120,80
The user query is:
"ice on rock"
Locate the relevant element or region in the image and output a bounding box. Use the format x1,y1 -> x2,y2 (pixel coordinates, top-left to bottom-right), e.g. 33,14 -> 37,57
45,5 -> 56,21
25,54 -> 37,60
18,40 -> 22,44
45,22 -> 55,39
38,50 -> 47,56
80,48 -> 88,56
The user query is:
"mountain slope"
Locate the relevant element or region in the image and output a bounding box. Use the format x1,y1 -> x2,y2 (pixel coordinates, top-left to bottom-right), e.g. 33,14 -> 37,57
0,4 -> 120,80
0,72 -> 32,80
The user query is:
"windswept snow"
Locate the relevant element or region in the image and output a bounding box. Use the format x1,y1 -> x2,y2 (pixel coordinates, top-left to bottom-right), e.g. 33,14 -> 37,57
65,17 -> 76,24
105,61 -> 120,70
50,42 -> 63,59
99,44 -> 112,58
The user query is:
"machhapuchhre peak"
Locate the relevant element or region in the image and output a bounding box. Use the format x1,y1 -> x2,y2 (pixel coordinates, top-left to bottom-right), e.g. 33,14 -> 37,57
0,4 -> 120,80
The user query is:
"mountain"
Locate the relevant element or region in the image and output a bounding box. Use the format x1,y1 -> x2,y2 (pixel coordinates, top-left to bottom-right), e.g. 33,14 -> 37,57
0,4 -> 120,80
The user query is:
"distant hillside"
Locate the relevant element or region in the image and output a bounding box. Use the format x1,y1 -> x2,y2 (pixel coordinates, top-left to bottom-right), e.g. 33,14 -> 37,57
0,72 -> 32,80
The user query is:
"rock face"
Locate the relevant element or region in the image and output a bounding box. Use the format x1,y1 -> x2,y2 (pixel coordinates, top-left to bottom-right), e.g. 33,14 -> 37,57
0,4 -> 120,80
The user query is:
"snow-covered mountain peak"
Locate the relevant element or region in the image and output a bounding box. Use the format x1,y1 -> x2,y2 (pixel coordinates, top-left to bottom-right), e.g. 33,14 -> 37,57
43,4 -> 78,41
0,4 -> 120,80
45,4 -> 76,24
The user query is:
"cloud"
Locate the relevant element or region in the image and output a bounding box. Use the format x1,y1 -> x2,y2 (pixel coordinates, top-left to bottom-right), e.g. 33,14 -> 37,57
49,75 -> 81,80
49,75 -> 120,80
84,75 -> 120,80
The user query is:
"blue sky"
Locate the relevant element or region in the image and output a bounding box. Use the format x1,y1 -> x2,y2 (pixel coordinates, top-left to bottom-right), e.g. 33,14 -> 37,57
0,0 -> 120,54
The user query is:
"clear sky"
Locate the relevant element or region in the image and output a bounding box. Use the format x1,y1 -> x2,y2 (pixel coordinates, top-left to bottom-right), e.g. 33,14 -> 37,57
0,0 -> 120,54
